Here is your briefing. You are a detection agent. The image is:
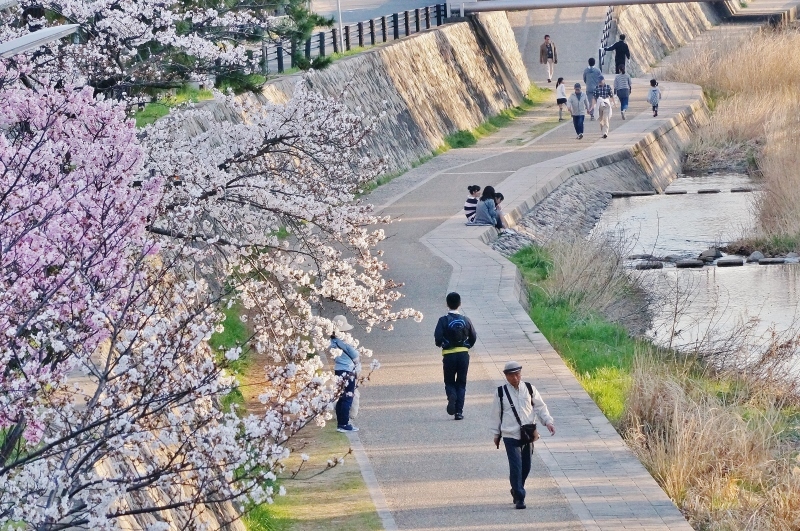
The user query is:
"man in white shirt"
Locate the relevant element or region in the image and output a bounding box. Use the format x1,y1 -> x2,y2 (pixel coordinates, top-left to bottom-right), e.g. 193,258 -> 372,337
490,361 -> 556,509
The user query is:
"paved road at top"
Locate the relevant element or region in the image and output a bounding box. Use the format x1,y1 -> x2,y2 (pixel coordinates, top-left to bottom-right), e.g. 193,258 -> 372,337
312,0 -> 435,25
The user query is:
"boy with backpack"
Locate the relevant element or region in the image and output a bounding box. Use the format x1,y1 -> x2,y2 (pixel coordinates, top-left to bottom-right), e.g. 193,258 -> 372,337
648,79 -> 662,117
434,292 -> 478,420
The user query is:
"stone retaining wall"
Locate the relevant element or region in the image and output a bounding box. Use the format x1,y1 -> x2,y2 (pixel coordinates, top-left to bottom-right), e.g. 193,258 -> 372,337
612,2 -> 723,76
182,12 -> 529,175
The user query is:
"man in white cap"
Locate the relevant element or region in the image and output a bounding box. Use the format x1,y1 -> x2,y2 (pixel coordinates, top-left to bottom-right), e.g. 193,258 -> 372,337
490,361 -> 556,509
331,315 -> 360,432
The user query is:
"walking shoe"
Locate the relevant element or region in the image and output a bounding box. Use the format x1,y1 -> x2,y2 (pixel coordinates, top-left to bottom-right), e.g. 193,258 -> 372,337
621,110 -> 626,120
446,400 -> 455,416
454,413 -> 464,420
590,115 -> 595,121
511,489 -> 519,504
578,133 -> 583,140
337,424 -> 359,432
654,111 -> 658,117
602,134 -> 608,139
547,78 -> 551,83
515,501 -> 526,510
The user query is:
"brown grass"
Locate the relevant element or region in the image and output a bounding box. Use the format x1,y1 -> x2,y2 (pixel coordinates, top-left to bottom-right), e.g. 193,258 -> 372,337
622,352 -> 800,530
663,27 -> 800,245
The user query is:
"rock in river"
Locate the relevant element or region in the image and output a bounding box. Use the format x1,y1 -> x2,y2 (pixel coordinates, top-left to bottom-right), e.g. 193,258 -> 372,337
746,251 -> 765,263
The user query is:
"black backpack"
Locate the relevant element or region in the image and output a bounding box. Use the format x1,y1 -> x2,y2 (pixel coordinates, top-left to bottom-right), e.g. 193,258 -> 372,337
444,314 -> 470,348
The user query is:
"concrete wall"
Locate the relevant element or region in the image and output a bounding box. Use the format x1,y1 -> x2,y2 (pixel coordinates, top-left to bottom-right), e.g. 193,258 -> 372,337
181,12 -> 530,175
611,2 -> 723,76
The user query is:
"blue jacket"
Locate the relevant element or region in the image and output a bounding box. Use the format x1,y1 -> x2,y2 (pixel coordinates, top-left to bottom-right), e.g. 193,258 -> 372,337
330,337 -> 359,372
471,198 -> 498,226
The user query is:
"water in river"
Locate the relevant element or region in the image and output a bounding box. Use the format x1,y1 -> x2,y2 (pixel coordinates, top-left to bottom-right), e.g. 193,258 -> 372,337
596,173 -> 800,350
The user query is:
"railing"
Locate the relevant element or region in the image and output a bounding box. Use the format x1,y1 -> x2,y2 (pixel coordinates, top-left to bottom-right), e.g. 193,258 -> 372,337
260,4 -> 448,74
597,5 -> 613,71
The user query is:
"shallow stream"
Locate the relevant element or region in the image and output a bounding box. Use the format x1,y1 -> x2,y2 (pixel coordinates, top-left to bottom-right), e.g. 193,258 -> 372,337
596,173 -> 800,349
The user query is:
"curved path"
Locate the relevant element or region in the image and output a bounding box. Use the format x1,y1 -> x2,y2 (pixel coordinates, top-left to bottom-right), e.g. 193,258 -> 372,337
349,10 -> 695,531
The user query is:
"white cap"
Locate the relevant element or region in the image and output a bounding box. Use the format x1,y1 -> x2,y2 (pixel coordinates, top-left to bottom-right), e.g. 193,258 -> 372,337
332,315 -> 354,332
503,361 -> 522,374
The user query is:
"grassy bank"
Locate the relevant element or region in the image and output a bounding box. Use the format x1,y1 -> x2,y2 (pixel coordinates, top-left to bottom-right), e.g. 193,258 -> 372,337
511,242 -> 800,529
663,27 -> 800,251
444,85 -> 553,148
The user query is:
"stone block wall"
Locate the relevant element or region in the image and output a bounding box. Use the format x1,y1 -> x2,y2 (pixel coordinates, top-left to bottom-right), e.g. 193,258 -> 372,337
612,2 -> 723,76
189,12 -> 529,175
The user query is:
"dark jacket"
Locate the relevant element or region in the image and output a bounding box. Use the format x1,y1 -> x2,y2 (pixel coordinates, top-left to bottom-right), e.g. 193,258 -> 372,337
604,41 -> 630,65
434,311 -> 478,354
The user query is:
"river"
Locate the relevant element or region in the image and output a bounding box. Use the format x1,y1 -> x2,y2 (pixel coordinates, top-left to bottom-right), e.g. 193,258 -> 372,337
596,173 -> 800,350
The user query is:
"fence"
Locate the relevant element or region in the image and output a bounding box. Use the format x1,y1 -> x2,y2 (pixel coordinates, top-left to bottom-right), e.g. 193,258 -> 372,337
598,5 -> 613,71
260,4 -> 448,74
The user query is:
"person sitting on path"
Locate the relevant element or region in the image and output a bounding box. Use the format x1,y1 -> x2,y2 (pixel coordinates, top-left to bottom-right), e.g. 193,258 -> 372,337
567,83 -> 590,140
604,33 -> 631,74
648,78 -> 662,117
592,76 -> 614,138
539,34 -> 557,83
463,185 -> 481,222
330,315 -> 360,433
582,57 -> 602,120
494,192 -> 506,231
613,66 -> 632,120
491,361 -> 556,510
555,77 -> 567,122
470,185 -> 500,227
434,292 -> 477,421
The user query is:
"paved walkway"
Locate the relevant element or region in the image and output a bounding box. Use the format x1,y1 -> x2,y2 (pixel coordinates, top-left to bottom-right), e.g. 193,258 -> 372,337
344,2 -> 795,530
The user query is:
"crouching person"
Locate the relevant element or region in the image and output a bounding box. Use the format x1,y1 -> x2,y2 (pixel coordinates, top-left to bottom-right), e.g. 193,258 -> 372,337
490,361 -> 556,509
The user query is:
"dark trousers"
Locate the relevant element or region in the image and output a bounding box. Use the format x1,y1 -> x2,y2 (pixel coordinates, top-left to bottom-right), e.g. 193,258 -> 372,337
503,437 -> 532,502
335,370 -> 356,427
442,352 -> 469,414
572,115 -> 585,135
616,88 -> 629,111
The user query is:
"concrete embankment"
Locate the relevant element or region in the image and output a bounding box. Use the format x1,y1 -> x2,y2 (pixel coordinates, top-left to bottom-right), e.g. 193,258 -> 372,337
180,12 -> 529,175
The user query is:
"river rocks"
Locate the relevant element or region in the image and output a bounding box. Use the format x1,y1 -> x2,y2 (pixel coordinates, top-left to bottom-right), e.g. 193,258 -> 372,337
697,189 -> 721,194
716,257 -> 744,267
730,187 -> 754,193
635,261 -> 664,270
747,251 -> 765,263
759,257 -> 786,265
787,252 -> 799,258
665,190 -> 688,195
629,254 -> 655,260
676,259 -> 705,268
699,248 -> 723,262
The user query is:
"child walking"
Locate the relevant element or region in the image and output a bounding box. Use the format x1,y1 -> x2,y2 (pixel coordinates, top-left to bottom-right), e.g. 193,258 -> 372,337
434,292 -> 477,420
555,77 -> 567,122
648,79 -> 662,117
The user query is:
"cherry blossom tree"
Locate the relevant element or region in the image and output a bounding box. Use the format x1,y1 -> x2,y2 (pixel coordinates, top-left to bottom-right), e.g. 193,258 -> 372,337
1,0 -> 276,93
0,54 -> 419,529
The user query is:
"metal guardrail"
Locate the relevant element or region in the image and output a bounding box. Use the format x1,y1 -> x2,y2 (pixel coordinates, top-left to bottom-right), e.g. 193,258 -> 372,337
598,5 -> 613,72
261,4 -> 447,74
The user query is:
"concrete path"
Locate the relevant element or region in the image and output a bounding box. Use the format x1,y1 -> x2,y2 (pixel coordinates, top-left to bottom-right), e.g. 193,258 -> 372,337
343,2 -> 795,529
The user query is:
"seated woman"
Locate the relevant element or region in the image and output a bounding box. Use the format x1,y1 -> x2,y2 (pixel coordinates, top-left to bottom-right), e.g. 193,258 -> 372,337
463,185 -> 481,222
471,186 -> 501,227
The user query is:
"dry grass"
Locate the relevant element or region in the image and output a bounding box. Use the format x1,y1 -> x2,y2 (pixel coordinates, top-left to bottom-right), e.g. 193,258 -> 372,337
663,27 -> 800,244
539,232 -> 652,333
622,352 -> 800,530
